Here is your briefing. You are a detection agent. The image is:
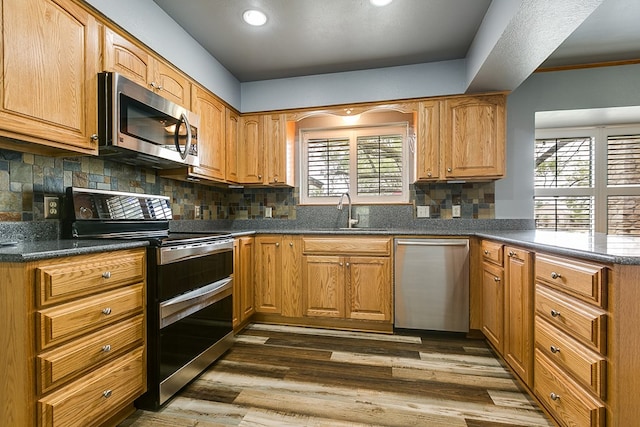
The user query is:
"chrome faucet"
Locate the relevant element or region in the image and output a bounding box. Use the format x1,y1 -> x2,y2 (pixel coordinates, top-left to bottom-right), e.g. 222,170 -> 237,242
337,192 -> 359,228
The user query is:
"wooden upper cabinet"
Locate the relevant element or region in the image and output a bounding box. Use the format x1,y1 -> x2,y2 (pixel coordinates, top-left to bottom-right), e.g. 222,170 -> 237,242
225,108 -> 240,182
442,94 -> 506,179
0,0 -> 99,155
103,27 -> 190,108
102,27 -> 151,88
264,114 -> 295,187
190,84 -> 226,181
415,100 -> 441,181
237,114 -> 265,184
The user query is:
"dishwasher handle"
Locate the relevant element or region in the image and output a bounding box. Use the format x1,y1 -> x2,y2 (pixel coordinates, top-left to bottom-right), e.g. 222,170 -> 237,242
395,239 -> 468,247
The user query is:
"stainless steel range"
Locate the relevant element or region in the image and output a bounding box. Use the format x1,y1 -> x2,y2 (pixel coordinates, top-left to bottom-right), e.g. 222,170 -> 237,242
64,187 -> 234,410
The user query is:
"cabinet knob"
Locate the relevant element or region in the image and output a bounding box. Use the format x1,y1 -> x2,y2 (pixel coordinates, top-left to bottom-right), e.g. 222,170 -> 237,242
550,271 -> 561,279
289,242 -> 294,247
494,276 -> 500,282
550,345 -> 560,354
274,177 -> 279,182
258,174 -> 262,179
346,262 -> 350,267
90,134 -> 99,142
447,167 -> 452,172
339,262 -> 343,267
508,251 -> 515,257
549,392 -> 560,401
484,250 -> 489,255
102,271 -> 111,279
102,307 -> 112,315
275,242 -> 280,247
427,172 -> 432,177
103,390 -> 112,399
102,344 -> 111,353
550,309 -> 561,318
149,82 -> 163,91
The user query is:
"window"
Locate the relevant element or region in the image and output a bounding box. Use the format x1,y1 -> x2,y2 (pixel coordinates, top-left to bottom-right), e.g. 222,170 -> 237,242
534,126 -> 640,234
301,125 -> 408,204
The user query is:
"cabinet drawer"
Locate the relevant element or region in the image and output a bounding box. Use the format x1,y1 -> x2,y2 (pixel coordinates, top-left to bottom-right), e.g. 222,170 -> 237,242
534,349 -> 604,427
535,254 -> 606,307
37,315 -> 144,394
38,347 -> 145,427
535,284 -> 606,353
481,240 -> 503,266
36,249 -> 145,307
302,237 -> 391,256
37,283 -> 144,350
535,316 -> 606,398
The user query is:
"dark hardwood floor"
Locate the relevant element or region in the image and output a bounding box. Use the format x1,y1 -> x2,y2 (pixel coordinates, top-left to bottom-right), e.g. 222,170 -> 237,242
120,324 -> 554,427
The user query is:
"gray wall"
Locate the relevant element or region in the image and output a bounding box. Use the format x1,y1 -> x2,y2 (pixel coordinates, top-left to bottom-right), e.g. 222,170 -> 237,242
499,63 -> 640,219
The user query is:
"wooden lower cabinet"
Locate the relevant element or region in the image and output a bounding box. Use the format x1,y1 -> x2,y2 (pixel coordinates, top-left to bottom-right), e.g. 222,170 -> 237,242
301,237 -> 392,324
0,248 -> 146,427
252,235 -> 392,332
481,241 -> 504,352
504,246 -> 534,386
233,236 -> 255,330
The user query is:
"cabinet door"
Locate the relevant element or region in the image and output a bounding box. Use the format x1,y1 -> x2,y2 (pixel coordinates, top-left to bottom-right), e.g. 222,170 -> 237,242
281,235 -> 302,317
482,261 -> 504,352
0,0 -> 99,153
504,246 -> 534,386
254,236 -> 281,313
415,100 -> 440,181
225,108 -> 240,182
103,27 -> 151,88
302,255 -> 345,318
442,94 -> 505,179
151,61 -> 191,107
264,113 -> 294,186
238,115 -> 265,184
190,85 -> 226,181
238,237 -> 255,323
346,256 -> 391,321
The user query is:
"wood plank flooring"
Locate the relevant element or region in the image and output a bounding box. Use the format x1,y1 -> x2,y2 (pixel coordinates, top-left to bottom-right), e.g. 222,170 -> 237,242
120,324 -> 554,427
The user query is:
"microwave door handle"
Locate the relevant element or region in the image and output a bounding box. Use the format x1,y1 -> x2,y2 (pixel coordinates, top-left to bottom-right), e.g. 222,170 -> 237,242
174,112 -> 192,160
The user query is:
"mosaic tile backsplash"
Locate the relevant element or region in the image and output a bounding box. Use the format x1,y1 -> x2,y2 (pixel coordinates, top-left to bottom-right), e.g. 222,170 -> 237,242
0,148 -> 494,222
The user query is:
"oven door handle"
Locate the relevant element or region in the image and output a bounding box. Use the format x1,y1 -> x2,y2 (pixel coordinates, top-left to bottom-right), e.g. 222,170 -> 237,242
159,277 -> 232,329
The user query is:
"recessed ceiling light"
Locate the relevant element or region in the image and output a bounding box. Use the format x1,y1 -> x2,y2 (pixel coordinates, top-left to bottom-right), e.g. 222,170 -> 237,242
370,0 -> 393,6
243,9 -> 267,26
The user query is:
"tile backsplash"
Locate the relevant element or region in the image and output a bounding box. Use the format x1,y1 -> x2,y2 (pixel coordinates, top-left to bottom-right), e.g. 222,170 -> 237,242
0,148 -> 495,222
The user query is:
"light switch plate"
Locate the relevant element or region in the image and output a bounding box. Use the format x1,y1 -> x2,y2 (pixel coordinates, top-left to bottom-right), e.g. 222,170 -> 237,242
265,206 -> 273,218
452,205 -> 461,218
416,205 -> 430,218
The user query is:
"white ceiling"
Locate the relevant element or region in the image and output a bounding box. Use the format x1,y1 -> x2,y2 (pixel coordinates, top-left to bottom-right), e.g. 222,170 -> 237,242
152,0 -> 640,84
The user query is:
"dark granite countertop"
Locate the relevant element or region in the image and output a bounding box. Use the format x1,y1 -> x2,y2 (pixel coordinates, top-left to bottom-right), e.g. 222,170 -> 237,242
0,239 -> 149,262
3,226 -> 640,265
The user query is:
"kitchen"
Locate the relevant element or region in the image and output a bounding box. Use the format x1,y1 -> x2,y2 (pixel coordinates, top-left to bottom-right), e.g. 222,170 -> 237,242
1,0 -> 640,426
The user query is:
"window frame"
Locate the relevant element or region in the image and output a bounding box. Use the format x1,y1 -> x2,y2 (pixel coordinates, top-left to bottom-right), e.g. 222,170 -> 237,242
535,124 -> 640,234
299,123 -> 409,205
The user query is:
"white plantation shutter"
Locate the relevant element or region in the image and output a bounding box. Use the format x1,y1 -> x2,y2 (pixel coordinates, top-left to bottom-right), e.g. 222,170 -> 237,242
534,136 -> 594,232
535,126 -> 640,234
356,134 -> 403,196
301,126 -> 408,204
306,137 -> 350,197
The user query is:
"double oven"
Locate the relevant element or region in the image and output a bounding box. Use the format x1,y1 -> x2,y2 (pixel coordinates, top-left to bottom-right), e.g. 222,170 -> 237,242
65,187 -> 234,410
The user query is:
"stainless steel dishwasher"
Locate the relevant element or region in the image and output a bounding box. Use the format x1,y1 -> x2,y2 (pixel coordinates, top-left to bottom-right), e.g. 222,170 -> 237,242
394,238 -> 469,332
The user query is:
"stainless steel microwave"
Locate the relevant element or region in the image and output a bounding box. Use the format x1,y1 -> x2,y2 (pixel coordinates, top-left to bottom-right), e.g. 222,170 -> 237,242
97,72 -> 199,169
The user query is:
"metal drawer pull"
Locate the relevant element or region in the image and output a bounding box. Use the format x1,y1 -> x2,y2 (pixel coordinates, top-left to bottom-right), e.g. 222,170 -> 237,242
550,309 -> 561,318
102,271 -> 112,279
550,271 -> 561,279
102,307 -> 112,315
102,345 -> 111,353
550,392 -> 560,401
103,390 -> 112,398
550,346 -> 561,354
